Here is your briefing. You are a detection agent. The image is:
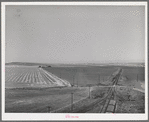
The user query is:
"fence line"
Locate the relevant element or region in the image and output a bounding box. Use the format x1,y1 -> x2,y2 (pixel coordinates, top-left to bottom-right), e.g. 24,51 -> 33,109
51,96 -> 88,113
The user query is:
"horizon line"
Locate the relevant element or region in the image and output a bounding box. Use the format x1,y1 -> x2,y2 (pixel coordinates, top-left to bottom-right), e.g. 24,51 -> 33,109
6,61 -> 145,64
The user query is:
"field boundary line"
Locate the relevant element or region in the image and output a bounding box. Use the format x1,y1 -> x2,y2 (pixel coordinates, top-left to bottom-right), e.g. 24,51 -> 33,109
41,68 -> 71,86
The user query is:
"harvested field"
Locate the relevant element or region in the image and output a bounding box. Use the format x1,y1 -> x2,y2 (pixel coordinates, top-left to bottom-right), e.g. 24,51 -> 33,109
5,66 -> 71,88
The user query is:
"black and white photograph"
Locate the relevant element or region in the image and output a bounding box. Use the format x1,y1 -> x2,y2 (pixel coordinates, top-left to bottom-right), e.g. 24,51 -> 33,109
1,2 -> 148,121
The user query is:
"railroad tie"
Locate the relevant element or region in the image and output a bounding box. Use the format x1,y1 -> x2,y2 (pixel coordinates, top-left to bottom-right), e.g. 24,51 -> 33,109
106,100 -> 116,113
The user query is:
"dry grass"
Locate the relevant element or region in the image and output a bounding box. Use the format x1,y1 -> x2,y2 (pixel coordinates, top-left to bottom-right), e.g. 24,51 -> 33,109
115,86 -> 145,113
5,87 -> 88,113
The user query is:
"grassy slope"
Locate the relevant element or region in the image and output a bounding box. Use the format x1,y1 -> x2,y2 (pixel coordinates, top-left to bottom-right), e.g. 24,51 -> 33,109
5,87 -> 88,113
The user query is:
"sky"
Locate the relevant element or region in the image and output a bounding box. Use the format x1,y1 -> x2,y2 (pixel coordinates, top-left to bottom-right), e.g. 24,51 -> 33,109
5,5 -> 145,64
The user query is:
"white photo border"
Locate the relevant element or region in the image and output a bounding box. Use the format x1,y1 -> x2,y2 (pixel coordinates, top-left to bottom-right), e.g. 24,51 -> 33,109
1,2 -> 148,121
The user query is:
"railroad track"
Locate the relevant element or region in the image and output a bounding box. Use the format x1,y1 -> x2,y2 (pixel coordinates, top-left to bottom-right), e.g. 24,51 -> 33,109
100,69 -> 122,113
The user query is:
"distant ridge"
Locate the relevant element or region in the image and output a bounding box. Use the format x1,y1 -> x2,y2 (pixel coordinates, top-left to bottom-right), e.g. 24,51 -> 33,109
5,62 -> 49,66
5,62 -> 145,67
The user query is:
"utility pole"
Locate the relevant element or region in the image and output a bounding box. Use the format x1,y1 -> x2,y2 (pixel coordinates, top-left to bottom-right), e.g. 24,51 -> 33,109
103,76 -> 104,82
47,106 -> 51,113
88,85 -> 91,99
98,75 -> 100,83
60,72 -> 61,78
71,93 -> 74,112
137,74 -> 138,82
73,75 -> 74,87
